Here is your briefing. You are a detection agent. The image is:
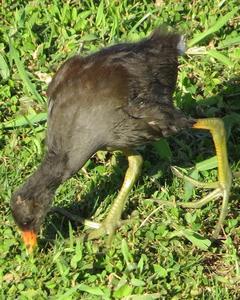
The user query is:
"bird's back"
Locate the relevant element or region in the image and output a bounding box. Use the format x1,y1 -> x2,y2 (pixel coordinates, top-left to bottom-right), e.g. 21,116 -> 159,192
48,29 -> 184,105
46,29 -> 191,153
96,29 -> 184,107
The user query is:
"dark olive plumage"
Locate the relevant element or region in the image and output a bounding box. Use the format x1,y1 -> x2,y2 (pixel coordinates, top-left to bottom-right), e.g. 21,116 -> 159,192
11,29 -> 193,235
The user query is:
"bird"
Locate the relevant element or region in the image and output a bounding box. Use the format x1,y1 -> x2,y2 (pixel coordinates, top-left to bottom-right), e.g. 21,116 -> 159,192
11,29 -> 232,253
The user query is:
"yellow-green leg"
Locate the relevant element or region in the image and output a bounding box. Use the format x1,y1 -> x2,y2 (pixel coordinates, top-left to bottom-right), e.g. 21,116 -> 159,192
173,118 -> 232,238
88,150 -> 143,245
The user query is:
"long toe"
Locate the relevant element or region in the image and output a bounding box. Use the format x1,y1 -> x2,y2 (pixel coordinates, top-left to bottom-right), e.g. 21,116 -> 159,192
50,207 -> 101,229
87,219 -> 121,247
171,166 -> 219,189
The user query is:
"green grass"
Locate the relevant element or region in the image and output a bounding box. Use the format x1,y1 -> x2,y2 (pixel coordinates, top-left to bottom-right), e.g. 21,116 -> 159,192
0,0 -> 240,299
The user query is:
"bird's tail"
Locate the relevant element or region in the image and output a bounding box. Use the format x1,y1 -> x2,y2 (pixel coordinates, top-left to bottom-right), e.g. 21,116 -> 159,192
147,28 -> 186,56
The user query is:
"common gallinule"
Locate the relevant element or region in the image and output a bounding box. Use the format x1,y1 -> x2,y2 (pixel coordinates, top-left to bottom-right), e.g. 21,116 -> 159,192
11,29 -> 232,252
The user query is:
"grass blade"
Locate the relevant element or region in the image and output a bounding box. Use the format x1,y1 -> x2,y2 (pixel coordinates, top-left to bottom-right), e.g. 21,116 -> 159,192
182,229 -> 211,251
223,113 -> 240,137
188,7 -> 238,47
207,49 -> 234,67
218,35 -> 240,49
153,138 -> 172,161
96,0 -> 104,26
0,53 -> 10,80
195,156 -> 217,172
1,112 -> 47,129
128,12 -> 152,35
9,38 -> 43,103
183,169 -> 198,201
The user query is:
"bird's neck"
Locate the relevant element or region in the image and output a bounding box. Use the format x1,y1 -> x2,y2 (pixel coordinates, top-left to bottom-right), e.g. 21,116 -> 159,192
21,144 -> 97,203
33,152 -> 68,192
20,152 -> 68,204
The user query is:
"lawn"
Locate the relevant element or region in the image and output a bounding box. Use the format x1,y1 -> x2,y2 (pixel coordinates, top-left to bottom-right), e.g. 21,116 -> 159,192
0,0 -> 240,299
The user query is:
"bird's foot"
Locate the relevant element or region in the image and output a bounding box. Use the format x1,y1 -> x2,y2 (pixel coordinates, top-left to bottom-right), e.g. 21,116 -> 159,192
86,150 -> 142,246
86,217 -> 125,246
171,164 -> 232,238
50,208 -> 134,246
168,118 -> 232,238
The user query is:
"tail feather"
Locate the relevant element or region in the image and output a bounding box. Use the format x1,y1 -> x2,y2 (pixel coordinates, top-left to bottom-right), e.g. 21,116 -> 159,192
177,35 -> 185,55
149,28 -> 185,55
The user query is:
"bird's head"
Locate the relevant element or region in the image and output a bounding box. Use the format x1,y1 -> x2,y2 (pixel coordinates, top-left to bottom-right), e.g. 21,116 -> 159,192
10,189 -> 53,253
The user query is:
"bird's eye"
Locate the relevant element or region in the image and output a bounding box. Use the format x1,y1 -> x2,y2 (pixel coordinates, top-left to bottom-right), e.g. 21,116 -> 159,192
22,218 -> 34,227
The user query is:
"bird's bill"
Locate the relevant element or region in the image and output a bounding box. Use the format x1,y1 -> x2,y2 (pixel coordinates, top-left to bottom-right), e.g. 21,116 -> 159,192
21,230 -> 37,253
